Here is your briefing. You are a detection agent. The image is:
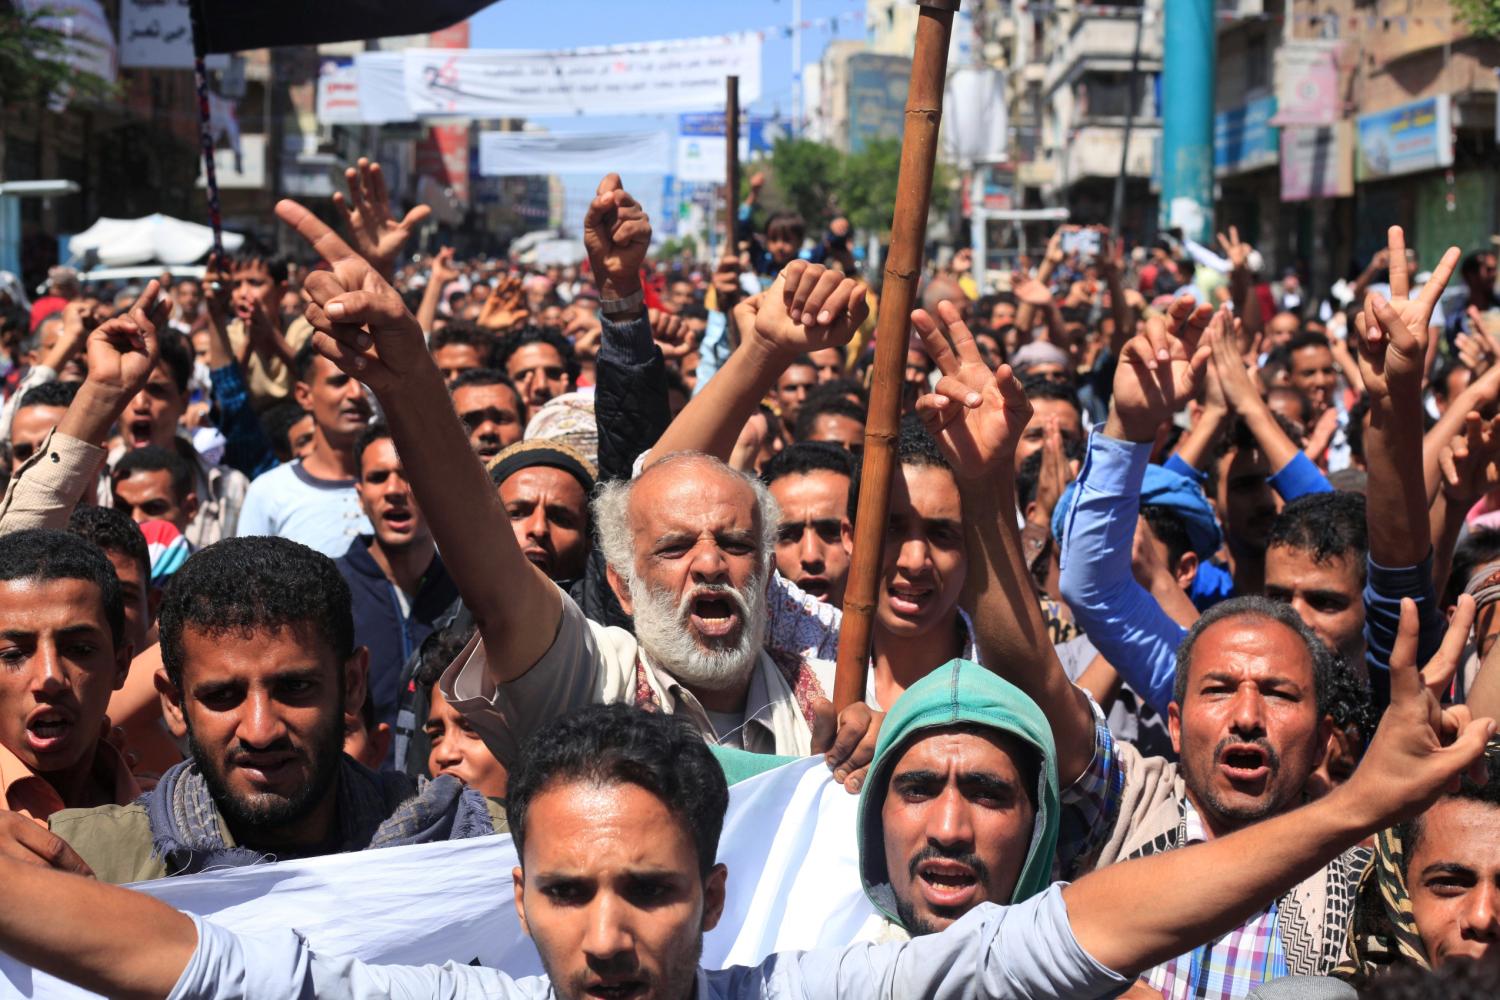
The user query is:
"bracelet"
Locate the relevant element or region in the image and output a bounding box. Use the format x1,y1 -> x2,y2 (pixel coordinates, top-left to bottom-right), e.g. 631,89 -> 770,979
600,289 -> 644,317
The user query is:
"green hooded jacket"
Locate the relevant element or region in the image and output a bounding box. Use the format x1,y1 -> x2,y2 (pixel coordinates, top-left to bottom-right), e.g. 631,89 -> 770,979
856,658 -> 1061,926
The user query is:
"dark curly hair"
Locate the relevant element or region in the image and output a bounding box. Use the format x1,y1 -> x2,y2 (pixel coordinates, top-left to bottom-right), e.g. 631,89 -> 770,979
67,505 -> 150,587
18,379 -> 79,411
848,415 -> 949,526
1266,491 -> 1368,587
0,528 -> 123,648
158,536 -> 353,690
505,703 -> 728,878
496,325 -> 579,385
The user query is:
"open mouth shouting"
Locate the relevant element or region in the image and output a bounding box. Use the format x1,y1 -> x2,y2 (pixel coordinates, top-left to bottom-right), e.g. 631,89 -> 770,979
126,417 -> 156,445
886,580 -> 935,618
1217,741 -> 1274,786
687,591 -> 742,640
379,506 -> 415,535
581,978 -> 649,1000
913,856 -> 983,910
24,707 -> 76,755
794,575 -> 830,600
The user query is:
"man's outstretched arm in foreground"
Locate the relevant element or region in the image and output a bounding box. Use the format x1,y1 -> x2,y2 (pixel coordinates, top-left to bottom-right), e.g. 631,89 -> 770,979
0,606 -> 1489,1000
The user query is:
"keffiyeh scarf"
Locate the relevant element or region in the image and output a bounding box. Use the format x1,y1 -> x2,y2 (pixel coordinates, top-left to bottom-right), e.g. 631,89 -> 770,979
146,755 -> 493,876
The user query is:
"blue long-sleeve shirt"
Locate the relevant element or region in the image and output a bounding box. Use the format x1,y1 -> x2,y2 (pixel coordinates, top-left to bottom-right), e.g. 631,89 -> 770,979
1059,434 -> 1187,715
209,363 -> 276,479
1060,433 -> 1434,716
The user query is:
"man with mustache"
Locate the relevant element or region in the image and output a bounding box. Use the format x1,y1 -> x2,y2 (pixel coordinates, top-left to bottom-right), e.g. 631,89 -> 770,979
490,440 -> 595,585
0,648 -> 1492,1000
0,536 -> 501,883
654,279 -> 975,715
237,343 -> 374,558
1017,284 -> 1470,994
267,178 -> 872,767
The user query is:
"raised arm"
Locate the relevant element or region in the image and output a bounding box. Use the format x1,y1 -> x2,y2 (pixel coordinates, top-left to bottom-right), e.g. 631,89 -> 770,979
0,284 -> 169,535
1065,598 -> 1494,976
1208,305 -> 1309,478
910,301 -> 1098,784
275,199 -> 560,686
416,246 -> 458,336
1217,226 -> 1263,348
1015,228 -> 1064,336
648,261 -> 867,464
1058,299 -> 1214,716
1355,226 -> 1461,680
331,156 -> 430,283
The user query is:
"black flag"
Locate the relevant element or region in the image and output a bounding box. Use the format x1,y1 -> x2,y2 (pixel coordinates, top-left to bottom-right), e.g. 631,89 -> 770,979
190,0 -> 497,54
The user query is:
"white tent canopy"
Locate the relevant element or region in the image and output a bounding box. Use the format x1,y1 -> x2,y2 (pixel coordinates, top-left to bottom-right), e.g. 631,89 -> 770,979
67,214 -> 244,267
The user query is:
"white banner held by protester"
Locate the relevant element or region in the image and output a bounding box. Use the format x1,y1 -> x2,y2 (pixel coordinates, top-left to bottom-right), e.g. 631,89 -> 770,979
403,34 -> 762,117
0,759 -> 875,998
478,131 -> 672,178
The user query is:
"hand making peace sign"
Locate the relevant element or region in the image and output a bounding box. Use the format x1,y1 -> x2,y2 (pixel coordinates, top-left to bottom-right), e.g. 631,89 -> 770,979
910,299 -> 1033,480
275,198 -> 429,396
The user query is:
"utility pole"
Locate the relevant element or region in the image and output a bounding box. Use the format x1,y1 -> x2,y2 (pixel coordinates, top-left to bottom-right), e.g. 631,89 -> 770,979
791,0 -> 804,136
1159,0 -> 1216,242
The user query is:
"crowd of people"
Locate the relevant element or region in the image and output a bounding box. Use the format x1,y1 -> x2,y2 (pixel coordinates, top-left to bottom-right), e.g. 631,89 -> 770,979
0,153 -> 1498,1000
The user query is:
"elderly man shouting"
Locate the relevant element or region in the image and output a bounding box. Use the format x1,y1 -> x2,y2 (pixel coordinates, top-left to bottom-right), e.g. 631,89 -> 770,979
269,179 -> 870,766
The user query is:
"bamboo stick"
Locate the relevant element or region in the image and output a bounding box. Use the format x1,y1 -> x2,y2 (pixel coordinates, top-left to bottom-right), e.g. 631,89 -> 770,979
832,0 -> 960,711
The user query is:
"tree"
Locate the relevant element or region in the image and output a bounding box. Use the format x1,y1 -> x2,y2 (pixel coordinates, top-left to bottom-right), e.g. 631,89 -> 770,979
839,137 -> 955,238
0,5 -> 116,109
0,4 -> 117,182
767,138 -> 844,231
1452,0 -> 1500,38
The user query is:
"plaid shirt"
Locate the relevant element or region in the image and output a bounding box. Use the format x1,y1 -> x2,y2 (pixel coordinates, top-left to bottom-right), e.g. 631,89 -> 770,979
1144,799 -> 1289,999
1059,705 -> 1290,999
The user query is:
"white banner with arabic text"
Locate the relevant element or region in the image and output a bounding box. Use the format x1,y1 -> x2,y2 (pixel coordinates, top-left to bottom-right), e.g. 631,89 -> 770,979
403,35 -> 762,118
0,759 -> 874,998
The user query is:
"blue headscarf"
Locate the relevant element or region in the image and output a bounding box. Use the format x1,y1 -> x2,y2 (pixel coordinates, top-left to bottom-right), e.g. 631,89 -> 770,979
1053,462 -> 1222,559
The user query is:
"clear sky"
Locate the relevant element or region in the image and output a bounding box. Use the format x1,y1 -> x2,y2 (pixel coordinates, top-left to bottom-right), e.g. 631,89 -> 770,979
466,0 -> 871,236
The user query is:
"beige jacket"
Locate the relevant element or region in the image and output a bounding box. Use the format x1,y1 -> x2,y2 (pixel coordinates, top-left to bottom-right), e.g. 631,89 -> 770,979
441,584 -> 821,767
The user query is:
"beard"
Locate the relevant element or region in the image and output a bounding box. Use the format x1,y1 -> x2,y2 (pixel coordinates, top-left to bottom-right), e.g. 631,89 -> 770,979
186,698 -> 346,834
630,568 -> 768,694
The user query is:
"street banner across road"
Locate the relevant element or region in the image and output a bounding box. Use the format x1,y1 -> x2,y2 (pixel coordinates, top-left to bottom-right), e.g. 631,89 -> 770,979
402,34 -> 763,117
0,759 -> 875,998
478,131 -> 673,177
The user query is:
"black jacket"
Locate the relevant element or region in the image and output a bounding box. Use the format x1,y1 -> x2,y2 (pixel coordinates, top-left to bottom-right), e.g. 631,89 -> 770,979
335,536 -> 460,751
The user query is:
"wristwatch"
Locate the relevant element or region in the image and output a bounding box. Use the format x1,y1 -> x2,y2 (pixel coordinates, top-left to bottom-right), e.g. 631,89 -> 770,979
600,289 -> 644,318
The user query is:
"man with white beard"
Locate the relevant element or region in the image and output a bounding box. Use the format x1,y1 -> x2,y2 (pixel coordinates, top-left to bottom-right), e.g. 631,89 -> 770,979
270,177 -> 871,767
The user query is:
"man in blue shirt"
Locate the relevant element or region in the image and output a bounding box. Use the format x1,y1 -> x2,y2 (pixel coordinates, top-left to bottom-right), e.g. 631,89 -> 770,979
1061,228 -> 1461,716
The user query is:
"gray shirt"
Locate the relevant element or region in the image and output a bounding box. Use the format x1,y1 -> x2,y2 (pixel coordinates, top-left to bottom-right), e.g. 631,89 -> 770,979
168,883 -> 1127,1000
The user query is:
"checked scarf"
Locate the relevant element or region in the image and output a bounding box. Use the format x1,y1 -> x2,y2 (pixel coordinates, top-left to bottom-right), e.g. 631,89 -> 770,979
1334,824 -> 1431,984
146,754 -> 493,876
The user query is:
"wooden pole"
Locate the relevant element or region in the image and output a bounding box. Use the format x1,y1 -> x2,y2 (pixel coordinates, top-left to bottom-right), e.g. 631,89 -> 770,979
832,0 -> 959,712
725,75 -> 740,253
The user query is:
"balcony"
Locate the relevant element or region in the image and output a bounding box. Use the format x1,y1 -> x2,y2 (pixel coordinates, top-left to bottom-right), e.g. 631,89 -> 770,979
1050,123 -> 1160,188
1043,10 -> 1163,94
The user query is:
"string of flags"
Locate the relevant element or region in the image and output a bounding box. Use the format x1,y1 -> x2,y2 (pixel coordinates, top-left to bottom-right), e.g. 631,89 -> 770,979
1006,0 -> 1451,32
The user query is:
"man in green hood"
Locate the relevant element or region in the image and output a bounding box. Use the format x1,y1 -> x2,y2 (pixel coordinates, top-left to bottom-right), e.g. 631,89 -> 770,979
857,658 -> 1061,939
